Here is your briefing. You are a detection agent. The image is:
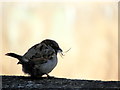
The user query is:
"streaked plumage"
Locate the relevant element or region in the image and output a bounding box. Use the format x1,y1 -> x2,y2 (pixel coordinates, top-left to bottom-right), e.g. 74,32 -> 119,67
6,39 -> 62,78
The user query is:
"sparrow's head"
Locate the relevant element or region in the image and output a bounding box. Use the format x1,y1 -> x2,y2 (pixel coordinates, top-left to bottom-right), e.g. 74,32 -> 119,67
41,39 -> 63,54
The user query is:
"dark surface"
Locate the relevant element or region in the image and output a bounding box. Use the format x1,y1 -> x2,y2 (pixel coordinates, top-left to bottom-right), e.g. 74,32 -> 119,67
1,75 -> 120,89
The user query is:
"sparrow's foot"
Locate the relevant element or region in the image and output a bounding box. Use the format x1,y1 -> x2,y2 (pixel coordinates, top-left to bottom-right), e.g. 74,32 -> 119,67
30,75 -> 43,79
46,74 -> 54,79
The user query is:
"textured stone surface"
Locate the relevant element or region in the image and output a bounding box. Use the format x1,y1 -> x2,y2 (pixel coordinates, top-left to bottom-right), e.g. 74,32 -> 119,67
1,76 -> 120,89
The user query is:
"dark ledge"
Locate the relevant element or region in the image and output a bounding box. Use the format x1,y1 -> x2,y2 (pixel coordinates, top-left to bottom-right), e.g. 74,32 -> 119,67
1,75 -> 119,89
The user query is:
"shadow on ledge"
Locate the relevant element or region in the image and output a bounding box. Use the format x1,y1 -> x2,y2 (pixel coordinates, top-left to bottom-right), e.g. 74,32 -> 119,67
1,75 -> 119,89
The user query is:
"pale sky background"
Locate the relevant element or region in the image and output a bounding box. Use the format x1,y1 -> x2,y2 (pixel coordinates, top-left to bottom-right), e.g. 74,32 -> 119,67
1,1 -> 118,81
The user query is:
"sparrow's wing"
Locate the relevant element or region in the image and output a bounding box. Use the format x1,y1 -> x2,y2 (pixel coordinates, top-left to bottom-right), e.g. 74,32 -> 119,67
23,43 -> 56,64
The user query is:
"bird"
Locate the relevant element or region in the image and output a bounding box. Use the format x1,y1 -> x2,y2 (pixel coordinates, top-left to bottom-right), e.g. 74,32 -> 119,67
5,39 -> 63,78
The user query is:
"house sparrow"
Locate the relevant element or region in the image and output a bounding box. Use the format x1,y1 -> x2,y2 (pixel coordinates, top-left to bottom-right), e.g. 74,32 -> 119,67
6,39 -> 63,78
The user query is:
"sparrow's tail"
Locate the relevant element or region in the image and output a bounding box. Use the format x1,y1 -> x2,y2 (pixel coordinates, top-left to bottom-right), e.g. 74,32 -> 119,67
5,53 -> 26,64
6,53 -> 22,59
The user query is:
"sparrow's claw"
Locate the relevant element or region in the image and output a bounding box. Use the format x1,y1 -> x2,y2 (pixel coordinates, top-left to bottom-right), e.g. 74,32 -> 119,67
46,74 -> 54,79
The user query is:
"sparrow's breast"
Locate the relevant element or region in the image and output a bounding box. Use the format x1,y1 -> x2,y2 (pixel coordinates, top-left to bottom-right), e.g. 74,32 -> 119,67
38,56 -> 58,74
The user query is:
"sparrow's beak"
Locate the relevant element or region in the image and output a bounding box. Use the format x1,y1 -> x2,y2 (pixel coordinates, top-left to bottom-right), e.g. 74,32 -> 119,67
58,48 -> 64,57
58,48 -> 63,53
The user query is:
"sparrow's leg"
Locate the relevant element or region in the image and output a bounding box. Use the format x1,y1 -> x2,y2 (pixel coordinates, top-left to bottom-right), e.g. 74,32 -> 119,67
46,74 -> 54,79
46,74 -> 50,78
